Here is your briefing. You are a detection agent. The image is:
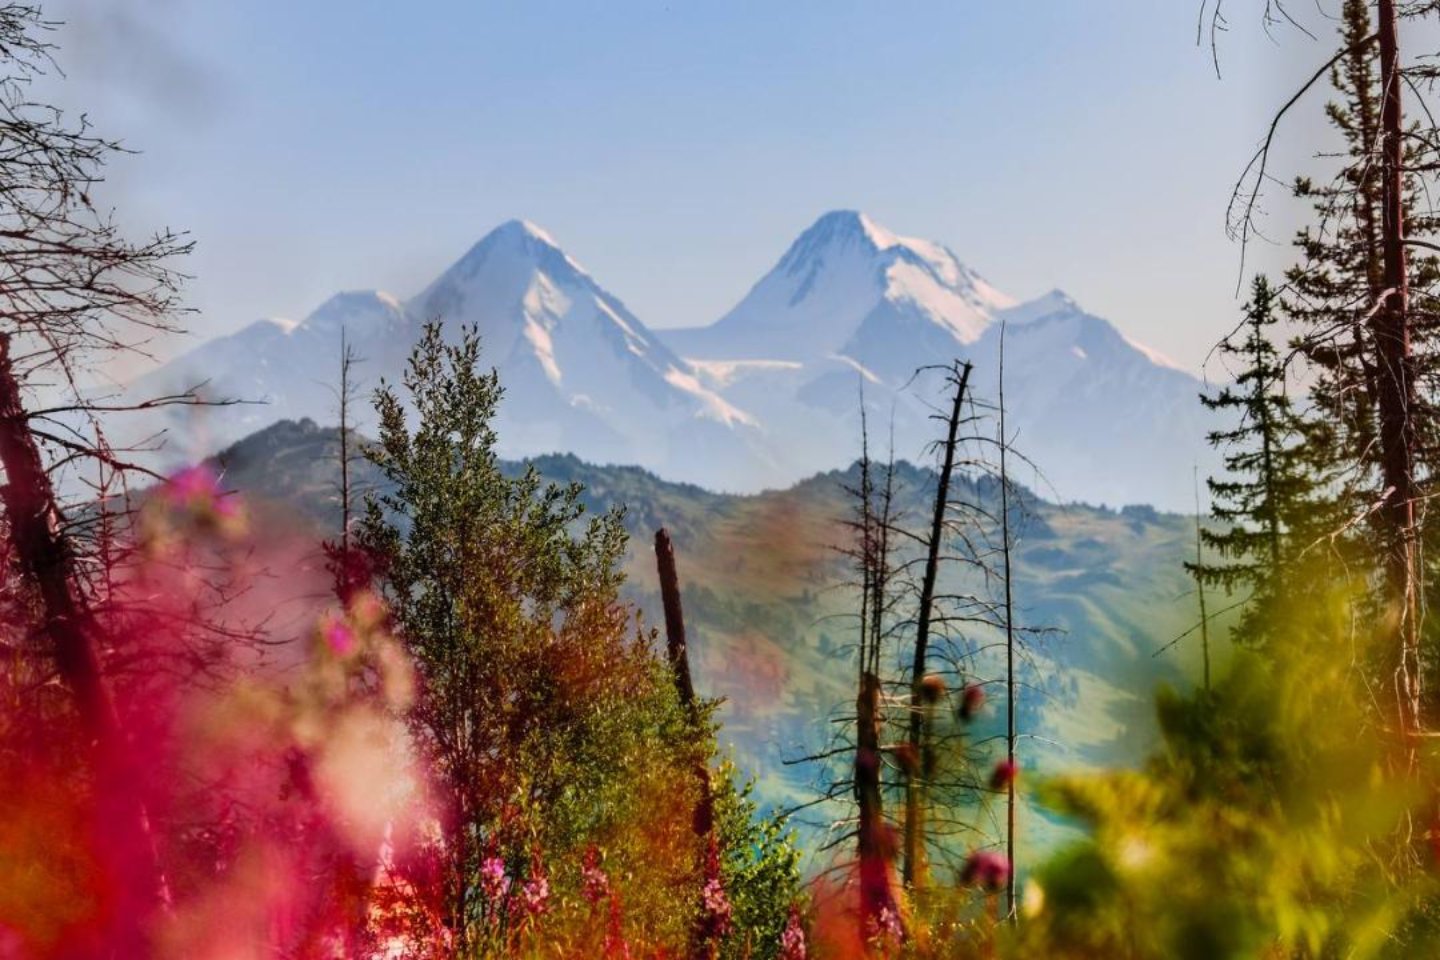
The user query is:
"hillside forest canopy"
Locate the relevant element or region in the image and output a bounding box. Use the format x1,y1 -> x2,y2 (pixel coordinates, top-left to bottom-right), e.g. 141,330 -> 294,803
10,2 -> 1440,959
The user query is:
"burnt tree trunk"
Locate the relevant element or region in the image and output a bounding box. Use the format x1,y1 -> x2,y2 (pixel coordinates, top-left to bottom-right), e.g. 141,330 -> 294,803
998,323 -> 1019,919
1374,0 -> 1421,739
0,338 -> 114,741
654,528 -> 717,960
902,360 -> 971,890
856,670 -> 893,937
0,332 -> 165,946
655,528 -> 699,723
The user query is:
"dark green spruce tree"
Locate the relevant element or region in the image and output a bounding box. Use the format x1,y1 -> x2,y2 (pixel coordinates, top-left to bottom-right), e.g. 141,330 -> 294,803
1192,276 -> 1328,648
1286,0 -> 1440,556
1282,0 -> 1440,716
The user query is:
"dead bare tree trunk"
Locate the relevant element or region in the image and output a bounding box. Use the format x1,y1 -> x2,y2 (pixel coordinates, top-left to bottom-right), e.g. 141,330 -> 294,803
328,332 -> 366,604
1193,468 -> 1212,693
856,669 -> 892,937
0,339 -> 114,742
655,528 -> 717,960
1374,0 -> 1421,740
998,323 -> 1019,920
656,528 -> 700,723
0,332 -> 165,946
339,331 -> 355,570
902,360 -> 972,890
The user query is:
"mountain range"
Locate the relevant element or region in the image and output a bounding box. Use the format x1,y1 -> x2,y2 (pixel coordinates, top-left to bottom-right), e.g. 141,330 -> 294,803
131,211 -> 1219,509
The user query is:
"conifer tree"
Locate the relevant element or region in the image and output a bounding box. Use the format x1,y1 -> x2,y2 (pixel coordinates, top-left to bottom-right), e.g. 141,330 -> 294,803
1193,276 -> 1325,647
1277,0 -> 1440,728
1285,0 -> 1440,525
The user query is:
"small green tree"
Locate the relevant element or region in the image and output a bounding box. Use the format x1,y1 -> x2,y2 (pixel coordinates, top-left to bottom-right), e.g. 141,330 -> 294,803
1192,276 -> 1328,647
359,322 -> 674,945
358,321 -> 800,955
712,761 -> 803,960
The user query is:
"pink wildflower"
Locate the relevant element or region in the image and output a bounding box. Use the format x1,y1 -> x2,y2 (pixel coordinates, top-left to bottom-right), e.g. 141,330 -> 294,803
701,876 -> 733,937
167,465 -> 221,502
325,620 -> 356,656
865,905 -> 902,945
520,873 -> 550,916
959,683 -> 986,721
990,758 -> 1018,791
162,464 -> 242,527
479,856 -> 509,903
960,849 -> 1011,893
699,837 -> 733,940
519,852 -> 550,918
582,844 -> 611,906
778,904 -> 807,960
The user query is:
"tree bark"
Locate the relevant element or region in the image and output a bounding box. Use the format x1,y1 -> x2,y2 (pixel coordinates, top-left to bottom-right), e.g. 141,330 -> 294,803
998,323 -> 1019,919
654,529 -> 717,960
902,361 -> 971,889
0,332 -> 165,947
856,670 -> 893,936
1374,0 -> 1421,739
655,528 -> 699,723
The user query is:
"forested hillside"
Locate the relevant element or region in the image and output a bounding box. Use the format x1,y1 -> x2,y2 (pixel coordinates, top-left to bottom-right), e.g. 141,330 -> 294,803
212,417 -> 1215,855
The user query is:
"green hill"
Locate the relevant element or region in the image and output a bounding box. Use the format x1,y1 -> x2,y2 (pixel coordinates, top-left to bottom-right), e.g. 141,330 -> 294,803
211,418 -> 1233,865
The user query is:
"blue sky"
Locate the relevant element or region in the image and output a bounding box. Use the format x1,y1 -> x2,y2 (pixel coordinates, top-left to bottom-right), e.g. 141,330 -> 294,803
45,1 -> 1338,376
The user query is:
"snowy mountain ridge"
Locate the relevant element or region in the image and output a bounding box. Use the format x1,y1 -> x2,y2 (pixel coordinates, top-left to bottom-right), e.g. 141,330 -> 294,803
129,211 -> 1217,508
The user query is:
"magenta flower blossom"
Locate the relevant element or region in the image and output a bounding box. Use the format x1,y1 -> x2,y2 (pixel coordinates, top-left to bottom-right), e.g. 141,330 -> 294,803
168,465 -> 221,502
960,849 -> 1011,892
701,875 -> 733,938
163,464 -> 242,521
778,904 -> 807,960
520,873 -> 550,916
866,905 -> 902,945
990,758 -> 1018,791
582,845 -> 611,906
698,836 -> 733,939
325,621 -> 356,656
959,683 -> 986,722
479,856 -> 509,903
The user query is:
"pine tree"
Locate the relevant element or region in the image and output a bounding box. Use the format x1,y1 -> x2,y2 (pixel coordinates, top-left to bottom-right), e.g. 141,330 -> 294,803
1281,0 -> 1440,728
1192,276 -> 1326,647
1286,0 -> 1440,493
1284,0 -> 1440,559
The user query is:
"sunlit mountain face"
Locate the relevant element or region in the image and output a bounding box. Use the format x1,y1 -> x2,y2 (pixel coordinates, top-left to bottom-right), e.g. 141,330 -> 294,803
131,211 -> 1215,508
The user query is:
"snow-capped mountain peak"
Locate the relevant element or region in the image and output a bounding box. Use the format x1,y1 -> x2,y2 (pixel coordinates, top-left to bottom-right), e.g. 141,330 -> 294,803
299,290 -> 410,336
781,209 -> 1011,308
127,212 -> 1215,508
664,210 -> 1014,365
1000,288 -> 1080,325
1000,289 -> 1185,371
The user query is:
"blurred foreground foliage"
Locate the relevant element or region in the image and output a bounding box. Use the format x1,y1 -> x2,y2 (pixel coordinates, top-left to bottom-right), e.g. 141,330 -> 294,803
1007,570 -> 1440,960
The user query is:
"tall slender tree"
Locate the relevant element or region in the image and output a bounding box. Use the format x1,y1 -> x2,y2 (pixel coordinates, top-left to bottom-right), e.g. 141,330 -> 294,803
1193,276 -> 1326,648
1278,0 -> 1440,733
901,360 -> 972,890
324,332 -> 368,603
998,324 -> 1019,921
0,6 -> 203,943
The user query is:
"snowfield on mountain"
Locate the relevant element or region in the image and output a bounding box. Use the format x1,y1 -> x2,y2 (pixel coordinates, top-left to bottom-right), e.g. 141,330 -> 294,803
131,211 -> 1217,508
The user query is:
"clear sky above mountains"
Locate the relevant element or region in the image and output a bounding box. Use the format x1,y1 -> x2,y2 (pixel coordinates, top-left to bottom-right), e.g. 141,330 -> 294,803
43,0 -> 1341,378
